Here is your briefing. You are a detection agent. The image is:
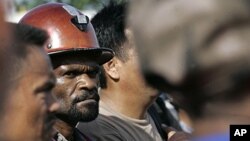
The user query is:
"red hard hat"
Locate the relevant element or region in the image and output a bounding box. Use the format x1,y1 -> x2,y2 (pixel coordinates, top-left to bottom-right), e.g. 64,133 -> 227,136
19,2 -> 114,65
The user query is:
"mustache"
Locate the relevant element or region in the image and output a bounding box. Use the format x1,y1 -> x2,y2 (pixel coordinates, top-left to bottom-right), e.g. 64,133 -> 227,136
72,90 -> 99,104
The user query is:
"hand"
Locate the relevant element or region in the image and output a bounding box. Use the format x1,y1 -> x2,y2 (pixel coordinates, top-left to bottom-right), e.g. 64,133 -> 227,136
162,124 -> 192,141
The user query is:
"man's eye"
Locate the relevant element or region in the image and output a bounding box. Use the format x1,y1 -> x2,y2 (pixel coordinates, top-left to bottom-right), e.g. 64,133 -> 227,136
36,83 -> 54,95
63,71 -> 78,78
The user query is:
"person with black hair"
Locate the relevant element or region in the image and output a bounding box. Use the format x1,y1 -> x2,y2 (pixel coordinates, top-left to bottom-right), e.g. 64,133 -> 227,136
77,2 -> 182,141
0,23 -> 59,141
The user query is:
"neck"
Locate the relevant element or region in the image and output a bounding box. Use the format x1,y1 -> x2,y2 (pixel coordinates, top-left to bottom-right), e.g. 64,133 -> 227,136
100,87 -> 158,119
55,118 -> 76,141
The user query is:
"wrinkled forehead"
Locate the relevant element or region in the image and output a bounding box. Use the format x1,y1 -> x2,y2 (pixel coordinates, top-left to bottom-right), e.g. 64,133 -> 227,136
51,54 -> 100,69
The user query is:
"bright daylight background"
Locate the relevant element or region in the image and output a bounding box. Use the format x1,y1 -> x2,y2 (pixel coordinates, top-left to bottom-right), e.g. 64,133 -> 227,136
4,0 -> 122,22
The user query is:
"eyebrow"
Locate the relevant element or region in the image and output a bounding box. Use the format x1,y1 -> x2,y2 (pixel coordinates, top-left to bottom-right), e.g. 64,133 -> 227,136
62,64 -> 100,72
34,73 -> 56,93
35,80 -> 55,93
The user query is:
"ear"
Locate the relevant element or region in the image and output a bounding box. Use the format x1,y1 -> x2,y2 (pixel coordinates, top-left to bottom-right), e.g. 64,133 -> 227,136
103,57 -> 120,80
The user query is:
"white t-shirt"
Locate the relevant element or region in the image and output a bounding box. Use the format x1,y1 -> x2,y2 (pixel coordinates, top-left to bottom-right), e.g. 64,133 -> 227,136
77,101 -> 163,141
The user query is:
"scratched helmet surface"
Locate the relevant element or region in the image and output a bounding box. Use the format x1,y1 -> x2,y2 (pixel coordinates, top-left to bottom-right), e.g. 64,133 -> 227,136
19,2 -> 114,65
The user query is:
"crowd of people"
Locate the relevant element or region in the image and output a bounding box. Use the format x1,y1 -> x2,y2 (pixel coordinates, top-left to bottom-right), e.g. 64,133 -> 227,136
0,0 -> 250,141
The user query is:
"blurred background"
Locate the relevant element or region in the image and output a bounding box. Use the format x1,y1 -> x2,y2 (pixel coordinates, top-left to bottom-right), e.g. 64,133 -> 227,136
4,0 -> 123,22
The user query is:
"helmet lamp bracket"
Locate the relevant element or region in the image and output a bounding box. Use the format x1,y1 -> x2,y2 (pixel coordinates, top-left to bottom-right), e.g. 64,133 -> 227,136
63,5 -> 89,31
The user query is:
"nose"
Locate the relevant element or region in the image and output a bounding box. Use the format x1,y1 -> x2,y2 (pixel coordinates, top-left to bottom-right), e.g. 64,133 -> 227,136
47,93 -> 60,113
76,74 -> 98,91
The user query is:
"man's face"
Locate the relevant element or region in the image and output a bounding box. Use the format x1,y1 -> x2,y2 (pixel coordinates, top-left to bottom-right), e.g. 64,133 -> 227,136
4,47 -> 59,141
52,56 -> 100,123
118,29 -> 158,97
119,47 -> 158,97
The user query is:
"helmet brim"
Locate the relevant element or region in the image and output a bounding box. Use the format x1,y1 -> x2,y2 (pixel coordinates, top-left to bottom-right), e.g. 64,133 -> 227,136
48,48 -> 114,65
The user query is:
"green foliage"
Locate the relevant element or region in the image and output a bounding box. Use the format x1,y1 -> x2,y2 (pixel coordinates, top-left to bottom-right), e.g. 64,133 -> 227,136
70,0 -> 100,9
15,0 -> 129,12
15,0 -> 105,11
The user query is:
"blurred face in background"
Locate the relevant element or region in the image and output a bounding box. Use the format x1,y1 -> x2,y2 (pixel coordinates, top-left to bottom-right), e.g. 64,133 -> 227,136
2,47 -> 59,141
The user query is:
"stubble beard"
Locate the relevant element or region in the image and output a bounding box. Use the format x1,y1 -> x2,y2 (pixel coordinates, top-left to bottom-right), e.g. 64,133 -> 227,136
68,102 -> 99,123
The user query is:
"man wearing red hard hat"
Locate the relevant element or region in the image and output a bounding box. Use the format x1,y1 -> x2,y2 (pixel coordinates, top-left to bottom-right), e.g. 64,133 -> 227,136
19,2 -> 114,141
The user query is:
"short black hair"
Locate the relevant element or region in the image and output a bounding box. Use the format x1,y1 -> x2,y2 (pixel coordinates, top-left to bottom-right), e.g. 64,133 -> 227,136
7,23 -> 49,81
91,1 -> 129,88
91,1 -> 129,61
12,23 -> 48,48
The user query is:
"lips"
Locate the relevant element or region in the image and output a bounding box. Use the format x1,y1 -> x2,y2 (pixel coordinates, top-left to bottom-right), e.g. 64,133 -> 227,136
73,91 -> 100,104
75,96 -> 100,105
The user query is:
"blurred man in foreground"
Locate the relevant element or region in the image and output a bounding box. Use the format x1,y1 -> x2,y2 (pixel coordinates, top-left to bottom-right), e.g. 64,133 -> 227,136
0,0 -> 11,112
0,23 -> 59,141
129,0 -> 250,140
